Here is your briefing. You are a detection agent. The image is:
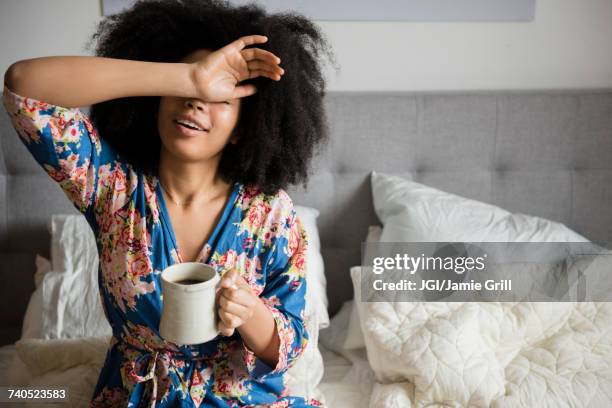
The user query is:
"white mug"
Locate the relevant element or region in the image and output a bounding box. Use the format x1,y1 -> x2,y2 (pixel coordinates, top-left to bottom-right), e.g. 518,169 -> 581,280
159,262 -> 222,345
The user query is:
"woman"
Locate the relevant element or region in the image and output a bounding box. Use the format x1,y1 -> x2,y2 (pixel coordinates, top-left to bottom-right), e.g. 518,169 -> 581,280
2,0 -> 334,406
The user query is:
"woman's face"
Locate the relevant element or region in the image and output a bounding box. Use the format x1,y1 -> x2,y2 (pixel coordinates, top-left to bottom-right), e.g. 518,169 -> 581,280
157,48 -> 241,163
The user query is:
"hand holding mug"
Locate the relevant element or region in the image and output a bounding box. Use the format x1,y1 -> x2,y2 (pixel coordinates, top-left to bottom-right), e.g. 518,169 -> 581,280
190,34 -> 285,102
216,268 -> 258,336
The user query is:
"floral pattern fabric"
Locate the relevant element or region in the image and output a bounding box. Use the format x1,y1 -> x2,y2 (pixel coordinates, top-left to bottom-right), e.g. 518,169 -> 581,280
2,84 -> 323,408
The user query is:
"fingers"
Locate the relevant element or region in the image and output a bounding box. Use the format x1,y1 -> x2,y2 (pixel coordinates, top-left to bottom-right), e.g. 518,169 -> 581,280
216,268 -> 257,336
247,59 -> 284,74
246,60 -> 284,81
216,288 -> 238,336
219,308 -> 245,329
217,299 -> 248,337
232,34 -> 269,50
220,268 -> 239,290
218,318 -> 235,337
219,289 -> 252,318
247,69 -> 280,81
232,84 -> 257,99
226,35 -> 285,85
241,47 -> 280,65
239,43 -> 284,82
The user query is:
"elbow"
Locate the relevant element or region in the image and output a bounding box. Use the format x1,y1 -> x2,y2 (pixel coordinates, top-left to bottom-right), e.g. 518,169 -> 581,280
4,61 -> 26,92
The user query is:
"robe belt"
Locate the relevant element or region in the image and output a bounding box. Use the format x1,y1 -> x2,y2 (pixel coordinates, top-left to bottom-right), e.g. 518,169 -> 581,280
115,335 -> 216,407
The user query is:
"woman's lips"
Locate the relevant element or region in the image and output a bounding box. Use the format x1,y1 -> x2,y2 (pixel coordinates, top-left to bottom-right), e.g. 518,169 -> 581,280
174,121 -> 209,136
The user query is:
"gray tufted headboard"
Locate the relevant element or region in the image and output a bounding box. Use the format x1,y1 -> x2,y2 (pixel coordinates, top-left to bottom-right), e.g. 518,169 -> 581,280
1,89 -> 612,346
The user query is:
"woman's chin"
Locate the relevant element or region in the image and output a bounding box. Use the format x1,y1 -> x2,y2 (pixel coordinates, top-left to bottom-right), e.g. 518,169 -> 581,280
162,144 -> 221,163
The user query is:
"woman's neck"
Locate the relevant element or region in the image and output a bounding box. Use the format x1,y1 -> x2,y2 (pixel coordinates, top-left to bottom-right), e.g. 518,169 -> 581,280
157,151 -> 231,207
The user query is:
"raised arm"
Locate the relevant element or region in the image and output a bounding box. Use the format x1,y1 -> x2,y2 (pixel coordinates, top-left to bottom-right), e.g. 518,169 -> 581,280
4,56 -> 196,108
3,33 -> 283,108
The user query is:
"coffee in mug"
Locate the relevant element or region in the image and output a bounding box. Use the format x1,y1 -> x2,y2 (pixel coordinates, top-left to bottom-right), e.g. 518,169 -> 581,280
175,278 -> 205,285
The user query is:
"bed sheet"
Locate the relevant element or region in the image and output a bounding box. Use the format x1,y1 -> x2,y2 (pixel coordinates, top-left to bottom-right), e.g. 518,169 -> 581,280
1,344 -> 33,408
316,344 -> 374,408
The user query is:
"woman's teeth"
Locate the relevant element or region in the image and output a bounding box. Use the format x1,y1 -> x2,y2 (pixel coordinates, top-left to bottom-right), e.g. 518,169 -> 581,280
175,120 -> 204,131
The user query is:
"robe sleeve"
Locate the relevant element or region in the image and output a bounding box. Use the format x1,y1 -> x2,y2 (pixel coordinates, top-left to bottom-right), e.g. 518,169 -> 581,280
2,83 -> 127,228
242,207 -> 310,381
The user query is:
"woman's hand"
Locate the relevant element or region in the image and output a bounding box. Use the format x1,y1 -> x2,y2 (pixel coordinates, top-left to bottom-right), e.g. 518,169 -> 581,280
190,34 -> 285,102
216,268 -> 258,336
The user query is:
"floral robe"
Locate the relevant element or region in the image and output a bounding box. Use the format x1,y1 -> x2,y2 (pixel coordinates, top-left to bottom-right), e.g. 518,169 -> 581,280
2,84 -> 323,408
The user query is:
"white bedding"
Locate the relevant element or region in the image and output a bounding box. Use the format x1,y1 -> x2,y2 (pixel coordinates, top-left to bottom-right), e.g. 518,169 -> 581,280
356,173 -> 612,407
317,346 -> 375,408
6,301 -> 611,408
349,263 -> 612,407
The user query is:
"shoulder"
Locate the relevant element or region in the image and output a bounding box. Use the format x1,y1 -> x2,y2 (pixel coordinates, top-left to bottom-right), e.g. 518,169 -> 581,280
238,183 -> 297,220
237,183 -> 305,246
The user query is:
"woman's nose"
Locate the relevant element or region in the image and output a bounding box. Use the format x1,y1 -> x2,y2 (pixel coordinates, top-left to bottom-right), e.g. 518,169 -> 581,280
185,99 -> 208,111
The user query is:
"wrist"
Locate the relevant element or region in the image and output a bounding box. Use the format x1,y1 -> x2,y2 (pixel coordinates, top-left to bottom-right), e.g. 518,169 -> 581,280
156,61 -> 198,99
187,61 -> 213,102
186,62 -> 200,99
238,297 -> 280,367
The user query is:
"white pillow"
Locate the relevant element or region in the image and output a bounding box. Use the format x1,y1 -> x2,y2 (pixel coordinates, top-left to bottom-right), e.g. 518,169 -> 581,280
371,171 -> 590,244
365,225 -> 383,243
318,300 -> 353,355
295,205 -> 330,329
318,299 -> 371,368
20,254 -> 51,339
343,225 -> 381,350
285,308 -> 325,399
343,280 -> 366,351
21,218 -> 74,340
41,215 -> 112,339
564,250 -> 612,301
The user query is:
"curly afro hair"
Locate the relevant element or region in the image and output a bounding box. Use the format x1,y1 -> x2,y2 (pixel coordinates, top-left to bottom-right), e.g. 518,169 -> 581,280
85,0 -> 336,195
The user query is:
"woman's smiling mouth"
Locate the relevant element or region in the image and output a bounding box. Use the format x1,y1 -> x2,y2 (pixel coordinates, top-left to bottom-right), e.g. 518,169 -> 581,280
174,120 -> 209,136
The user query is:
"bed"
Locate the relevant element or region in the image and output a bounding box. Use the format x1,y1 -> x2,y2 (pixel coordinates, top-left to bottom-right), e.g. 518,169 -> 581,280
1,89 -> 612,407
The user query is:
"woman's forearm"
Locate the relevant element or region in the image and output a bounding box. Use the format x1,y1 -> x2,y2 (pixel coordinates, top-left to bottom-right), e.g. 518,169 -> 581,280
3,56 -> 196,108
238,297 -> 280,368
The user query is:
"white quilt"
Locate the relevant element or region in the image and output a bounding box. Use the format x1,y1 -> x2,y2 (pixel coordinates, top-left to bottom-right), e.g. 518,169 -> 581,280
361,300 -> 612,407
354,243 -> 612,408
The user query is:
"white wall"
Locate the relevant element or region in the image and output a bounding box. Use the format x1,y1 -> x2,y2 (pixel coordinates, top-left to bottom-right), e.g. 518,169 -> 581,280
1,0 -> 611,91
0,0 -> 102,66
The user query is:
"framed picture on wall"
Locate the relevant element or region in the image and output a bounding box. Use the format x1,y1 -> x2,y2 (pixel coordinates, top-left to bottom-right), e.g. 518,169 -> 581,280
102,0 -> 535,21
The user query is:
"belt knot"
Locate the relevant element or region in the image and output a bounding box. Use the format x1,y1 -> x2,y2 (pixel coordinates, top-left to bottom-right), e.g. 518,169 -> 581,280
115,333 -> 216,407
